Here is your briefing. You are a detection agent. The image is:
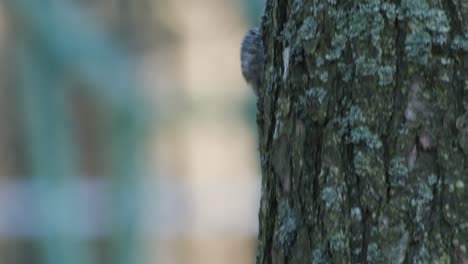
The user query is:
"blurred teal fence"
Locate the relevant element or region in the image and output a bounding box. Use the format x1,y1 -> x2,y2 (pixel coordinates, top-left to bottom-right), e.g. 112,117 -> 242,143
4,1 -> 147,264
240,0 -> 264,26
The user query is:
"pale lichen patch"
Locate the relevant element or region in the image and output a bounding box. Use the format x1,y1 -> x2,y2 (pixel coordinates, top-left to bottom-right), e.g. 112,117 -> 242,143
405,29 -> 431,65
389,157 -> 409,186
282,47 -> 291,81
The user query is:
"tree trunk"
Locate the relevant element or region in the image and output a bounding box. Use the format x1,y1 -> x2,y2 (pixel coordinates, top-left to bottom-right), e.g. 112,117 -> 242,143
255,0 -> 468,263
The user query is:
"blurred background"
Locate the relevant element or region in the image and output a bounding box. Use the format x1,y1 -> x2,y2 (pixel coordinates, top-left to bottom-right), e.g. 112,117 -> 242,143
0,0 -> 263,263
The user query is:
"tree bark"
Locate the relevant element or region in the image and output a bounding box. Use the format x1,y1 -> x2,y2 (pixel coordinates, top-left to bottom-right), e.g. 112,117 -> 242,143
256,0 -> 468,263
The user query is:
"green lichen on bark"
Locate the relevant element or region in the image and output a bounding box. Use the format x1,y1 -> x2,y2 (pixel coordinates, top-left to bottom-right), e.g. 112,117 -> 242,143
256,0 -> 468,263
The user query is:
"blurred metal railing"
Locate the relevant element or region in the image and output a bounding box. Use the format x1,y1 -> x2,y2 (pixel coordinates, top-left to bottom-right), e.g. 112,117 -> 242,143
3,1 -> 147,263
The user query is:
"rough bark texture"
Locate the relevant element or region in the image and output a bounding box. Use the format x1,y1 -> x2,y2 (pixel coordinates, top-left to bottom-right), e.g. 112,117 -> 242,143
256,0 -> 468,263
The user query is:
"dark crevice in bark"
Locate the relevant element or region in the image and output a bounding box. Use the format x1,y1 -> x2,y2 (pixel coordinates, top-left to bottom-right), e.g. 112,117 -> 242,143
433,152 -> 444,228
257,167 -> 278,264
313,129 -> 323,202
275,0 -> 288,36
265,192 -> 277,264
386,12 -> 406,203
265,88 -> 279,153
360,207 -> 371,263
382,134 -> 391,201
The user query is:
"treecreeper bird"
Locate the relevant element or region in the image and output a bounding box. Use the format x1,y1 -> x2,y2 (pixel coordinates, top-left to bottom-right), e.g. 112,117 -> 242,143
240,27 -> 264,96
